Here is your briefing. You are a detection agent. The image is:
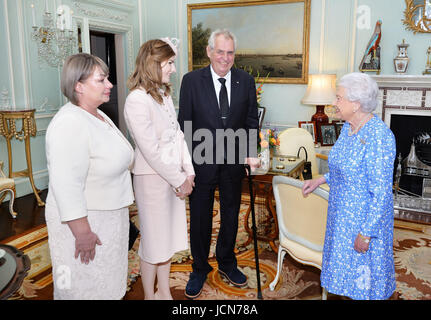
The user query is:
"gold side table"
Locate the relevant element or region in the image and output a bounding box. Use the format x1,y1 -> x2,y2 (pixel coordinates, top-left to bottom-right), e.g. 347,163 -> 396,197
243,158 -> 305,253
0,109 -> 45,206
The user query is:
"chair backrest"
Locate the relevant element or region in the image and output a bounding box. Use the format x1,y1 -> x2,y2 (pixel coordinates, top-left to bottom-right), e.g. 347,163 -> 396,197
278,128 -> 319,177
272,175 -> 328,252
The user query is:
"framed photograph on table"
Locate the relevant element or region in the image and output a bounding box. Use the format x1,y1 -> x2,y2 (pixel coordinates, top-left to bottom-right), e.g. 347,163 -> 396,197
298,120 -> 317,143
318,123 -> 337,146
333,120 -> 345,138
258,106 -> 266,129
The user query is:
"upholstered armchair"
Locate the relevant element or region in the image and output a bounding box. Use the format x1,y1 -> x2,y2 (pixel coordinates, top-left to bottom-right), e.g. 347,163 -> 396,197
277,127 -> 329,189
0,161 -> 17,218
269,175 -> 329,300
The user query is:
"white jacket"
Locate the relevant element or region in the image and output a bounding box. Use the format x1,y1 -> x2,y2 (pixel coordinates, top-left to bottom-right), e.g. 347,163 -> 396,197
45,103 -> 134,222
124,88 -> 194,188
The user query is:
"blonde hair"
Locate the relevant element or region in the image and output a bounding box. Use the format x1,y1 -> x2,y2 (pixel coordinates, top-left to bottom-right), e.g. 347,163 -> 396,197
127,39 -> 175,104
61,53 -> 108,105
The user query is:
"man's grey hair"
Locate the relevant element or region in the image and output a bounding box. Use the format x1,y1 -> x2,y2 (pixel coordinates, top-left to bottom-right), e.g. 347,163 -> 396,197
207,29 -> 237,51
338,72 -> 379,113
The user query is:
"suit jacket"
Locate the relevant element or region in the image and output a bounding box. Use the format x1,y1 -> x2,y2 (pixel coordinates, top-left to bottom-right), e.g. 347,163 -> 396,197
178,66 -> 259,184
45,103 -> 135,222
124,88 -> 194,189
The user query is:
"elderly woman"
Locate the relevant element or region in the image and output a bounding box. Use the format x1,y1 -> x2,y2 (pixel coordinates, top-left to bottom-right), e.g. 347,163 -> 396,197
302,72 -> 396,300
45,53 -> 134,300
124,38 -> 195,300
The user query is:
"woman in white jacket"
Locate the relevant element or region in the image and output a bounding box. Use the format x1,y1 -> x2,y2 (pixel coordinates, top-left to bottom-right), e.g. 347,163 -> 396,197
124,38 -> 195,300
45,53 -> 134,299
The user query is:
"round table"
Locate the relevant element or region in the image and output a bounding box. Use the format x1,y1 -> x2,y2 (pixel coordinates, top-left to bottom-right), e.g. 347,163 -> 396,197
0,244 -> 31,300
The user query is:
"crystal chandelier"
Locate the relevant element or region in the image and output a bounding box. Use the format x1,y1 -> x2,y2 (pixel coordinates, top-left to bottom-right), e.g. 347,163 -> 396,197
30,3 -> 77,67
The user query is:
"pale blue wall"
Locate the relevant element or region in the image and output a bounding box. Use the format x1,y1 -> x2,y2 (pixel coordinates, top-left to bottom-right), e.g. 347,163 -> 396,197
162,0 -> 430,128
0,0 -> 429,198
0,0 -> 141,198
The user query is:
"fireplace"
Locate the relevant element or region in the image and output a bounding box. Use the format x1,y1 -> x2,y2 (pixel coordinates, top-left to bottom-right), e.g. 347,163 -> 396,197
372,75 -> 431,224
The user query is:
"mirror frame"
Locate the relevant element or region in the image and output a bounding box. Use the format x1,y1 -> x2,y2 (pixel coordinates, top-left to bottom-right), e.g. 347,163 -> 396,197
403,0 -> 431,34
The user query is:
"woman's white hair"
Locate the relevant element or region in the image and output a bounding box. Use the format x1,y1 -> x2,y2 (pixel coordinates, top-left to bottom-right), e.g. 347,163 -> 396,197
338,72 -> 379,113
207,29 -> 237,51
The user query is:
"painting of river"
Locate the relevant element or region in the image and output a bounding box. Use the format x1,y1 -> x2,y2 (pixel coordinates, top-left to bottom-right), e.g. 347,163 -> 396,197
187,0 -> 310,83
235,54 -> 303,79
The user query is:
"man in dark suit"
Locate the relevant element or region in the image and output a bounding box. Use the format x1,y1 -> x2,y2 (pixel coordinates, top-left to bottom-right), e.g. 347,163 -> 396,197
178,29 -> 260,299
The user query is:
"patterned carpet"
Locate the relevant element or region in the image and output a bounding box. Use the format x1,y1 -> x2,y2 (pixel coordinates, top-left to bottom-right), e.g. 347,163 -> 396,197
3,196 -> 431,300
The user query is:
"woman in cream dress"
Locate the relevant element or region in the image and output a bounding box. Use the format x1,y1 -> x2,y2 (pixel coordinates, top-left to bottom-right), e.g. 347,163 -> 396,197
124,38 -> 195,300
45,53 -> 134,300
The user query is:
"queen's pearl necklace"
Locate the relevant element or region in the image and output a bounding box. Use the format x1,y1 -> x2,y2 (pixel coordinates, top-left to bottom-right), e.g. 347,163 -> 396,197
348,113 -> 372,136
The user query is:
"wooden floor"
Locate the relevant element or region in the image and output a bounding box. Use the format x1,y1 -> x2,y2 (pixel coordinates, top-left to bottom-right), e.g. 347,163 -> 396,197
0,190 -> 47,242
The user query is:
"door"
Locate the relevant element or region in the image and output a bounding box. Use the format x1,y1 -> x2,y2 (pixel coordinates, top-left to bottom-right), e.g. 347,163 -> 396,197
89,30 -> 119,127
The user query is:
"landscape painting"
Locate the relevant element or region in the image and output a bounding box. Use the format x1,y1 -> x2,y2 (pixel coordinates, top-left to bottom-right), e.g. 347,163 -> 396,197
187,0 -> 310,84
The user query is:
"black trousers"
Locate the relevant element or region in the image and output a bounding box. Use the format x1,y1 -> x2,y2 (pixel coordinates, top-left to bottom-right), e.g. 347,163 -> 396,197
189,165 -> 243,276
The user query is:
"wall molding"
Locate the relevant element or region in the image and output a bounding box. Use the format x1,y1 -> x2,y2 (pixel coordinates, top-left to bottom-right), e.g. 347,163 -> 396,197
73,1 -> 129,22
77,0 -> 135,12
318,0 -> 326,73
14,168 -> 49,198
3,0 -> 16,106
73,16 -> 134,73
138,0 -> 143,44
17,0 -> 31,109
350,0 -> 358,72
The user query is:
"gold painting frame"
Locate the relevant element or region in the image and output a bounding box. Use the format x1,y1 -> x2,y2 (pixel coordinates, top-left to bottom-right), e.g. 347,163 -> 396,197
187,0 -> 311,84
403,0 -> 431,34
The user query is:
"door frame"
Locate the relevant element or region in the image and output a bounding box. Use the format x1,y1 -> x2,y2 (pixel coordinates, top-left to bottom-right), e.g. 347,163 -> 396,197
73,16 -> 134,135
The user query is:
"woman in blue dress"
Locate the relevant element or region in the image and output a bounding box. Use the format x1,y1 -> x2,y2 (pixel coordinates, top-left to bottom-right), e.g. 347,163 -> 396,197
302,72 -> 396,300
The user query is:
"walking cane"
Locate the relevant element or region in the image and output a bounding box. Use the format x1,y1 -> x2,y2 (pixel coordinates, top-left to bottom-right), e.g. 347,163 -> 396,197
244,164 -> 263,300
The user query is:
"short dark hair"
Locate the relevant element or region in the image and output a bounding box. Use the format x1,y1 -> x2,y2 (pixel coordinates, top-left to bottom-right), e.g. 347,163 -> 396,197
61,53 -> 109,105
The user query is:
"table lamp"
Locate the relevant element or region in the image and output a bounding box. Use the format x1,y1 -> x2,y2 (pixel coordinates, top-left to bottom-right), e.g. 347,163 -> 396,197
301,74 -> 336,124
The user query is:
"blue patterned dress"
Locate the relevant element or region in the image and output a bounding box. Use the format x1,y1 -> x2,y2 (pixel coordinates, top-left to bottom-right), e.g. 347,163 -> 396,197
321,115 -> 396,300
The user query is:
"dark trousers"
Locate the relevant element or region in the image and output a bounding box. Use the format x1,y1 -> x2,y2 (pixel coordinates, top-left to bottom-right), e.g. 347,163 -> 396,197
189,165 -> 243,276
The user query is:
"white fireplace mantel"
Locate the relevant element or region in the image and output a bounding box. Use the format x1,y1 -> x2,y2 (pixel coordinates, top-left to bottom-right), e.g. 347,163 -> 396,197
371,75 -> 431,127
372,75 -> 431,88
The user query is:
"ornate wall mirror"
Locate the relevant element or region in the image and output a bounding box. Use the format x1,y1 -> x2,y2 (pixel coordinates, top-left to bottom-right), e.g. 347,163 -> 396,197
403,0 -> 431,33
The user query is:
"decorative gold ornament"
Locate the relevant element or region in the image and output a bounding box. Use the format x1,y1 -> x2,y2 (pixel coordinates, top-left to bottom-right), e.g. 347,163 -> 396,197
403,0 -> 431,34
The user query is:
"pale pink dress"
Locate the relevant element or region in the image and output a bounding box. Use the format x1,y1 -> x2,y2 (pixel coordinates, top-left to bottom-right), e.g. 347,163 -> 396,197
124,88 -> 194,264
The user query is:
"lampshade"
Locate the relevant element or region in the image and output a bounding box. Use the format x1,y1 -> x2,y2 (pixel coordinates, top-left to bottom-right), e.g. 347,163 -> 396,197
301,74 -> 336,105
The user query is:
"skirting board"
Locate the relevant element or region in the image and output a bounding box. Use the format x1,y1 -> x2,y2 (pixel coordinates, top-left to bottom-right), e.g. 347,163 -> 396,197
4,169 -> 49,200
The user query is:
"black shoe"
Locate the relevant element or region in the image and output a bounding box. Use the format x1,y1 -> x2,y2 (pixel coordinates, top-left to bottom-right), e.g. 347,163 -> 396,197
185,272 -> 207,299
218,268 -> 248,287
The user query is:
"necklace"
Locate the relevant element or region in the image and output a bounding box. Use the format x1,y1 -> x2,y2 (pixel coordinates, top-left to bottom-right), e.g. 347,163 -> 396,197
348,113 -> 371,136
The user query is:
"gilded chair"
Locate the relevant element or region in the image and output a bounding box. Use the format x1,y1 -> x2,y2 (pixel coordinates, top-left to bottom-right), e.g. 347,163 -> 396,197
0,161 -> 17,218
277,127 -> 328,178
269,175 -> 329,300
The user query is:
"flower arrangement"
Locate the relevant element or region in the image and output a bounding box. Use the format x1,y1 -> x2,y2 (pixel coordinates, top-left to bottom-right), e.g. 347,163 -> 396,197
241,66 -> 270,107
267,128 -> 280,149
258,128 -> 280,154
255,73 -> 269,106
